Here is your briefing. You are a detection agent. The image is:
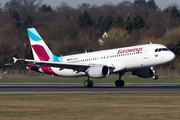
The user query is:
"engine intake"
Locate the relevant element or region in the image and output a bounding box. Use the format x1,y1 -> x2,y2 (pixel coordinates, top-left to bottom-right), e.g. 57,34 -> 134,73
88,65 -> 110,78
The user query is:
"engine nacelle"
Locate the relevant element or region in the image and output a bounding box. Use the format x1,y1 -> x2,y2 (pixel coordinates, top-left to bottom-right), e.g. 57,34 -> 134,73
132,68 -> 153,78
87,65 -> 110,78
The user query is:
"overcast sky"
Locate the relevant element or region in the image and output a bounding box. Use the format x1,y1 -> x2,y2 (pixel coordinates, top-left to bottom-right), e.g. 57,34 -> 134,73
0,0 -> 180,10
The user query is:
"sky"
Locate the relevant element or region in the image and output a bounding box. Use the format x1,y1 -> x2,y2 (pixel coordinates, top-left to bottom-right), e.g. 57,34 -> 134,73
0,0 -> 180,10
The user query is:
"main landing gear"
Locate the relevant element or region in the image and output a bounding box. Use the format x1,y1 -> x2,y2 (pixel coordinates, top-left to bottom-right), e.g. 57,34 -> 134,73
84,76 -> 93,87
115,73 -> 125,87
84,74 -> 125,88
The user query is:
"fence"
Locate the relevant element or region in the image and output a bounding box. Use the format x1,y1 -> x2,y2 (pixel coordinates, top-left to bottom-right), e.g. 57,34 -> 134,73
1,68 -> 180,79
0,69 -> 52,79
125,68 -> 180,78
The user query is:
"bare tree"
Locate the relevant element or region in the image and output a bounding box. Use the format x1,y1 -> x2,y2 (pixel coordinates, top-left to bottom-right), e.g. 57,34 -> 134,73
23,0 -> 42,11
162,12 -> 171,32
88,4 -> 100,17
99,2 -> 116,17
3,0 -> 23,12
77,3 -> 90,12
145,10 -> 165,38
0,2 -> 2,11
56,2 -> 74,16
3,0 -> 42,20
116,1 -> 133,19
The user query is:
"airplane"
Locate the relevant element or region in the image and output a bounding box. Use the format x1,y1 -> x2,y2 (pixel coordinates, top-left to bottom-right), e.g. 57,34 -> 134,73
9,28 -> 175,87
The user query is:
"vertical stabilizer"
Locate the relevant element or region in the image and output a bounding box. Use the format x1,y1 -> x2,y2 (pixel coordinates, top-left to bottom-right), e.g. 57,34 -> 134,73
27,28 -> 62,62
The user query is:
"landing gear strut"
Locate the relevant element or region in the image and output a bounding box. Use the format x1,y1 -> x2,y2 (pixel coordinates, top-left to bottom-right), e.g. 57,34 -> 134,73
84,76 -> 93,87
115,73 -> 125,87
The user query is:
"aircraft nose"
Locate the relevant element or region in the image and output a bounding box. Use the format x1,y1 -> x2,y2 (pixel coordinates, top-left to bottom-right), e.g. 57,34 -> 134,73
169,52 -> 176,62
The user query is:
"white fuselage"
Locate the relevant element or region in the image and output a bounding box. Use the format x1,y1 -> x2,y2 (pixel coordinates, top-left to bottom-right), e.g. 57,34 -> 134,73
37,44 -> 175,77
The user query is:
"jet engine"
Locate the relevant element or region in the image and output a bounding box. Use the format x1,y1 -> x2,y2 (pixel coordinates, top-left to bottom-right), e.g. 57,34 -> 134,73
87,65 -> 110,78
132,68 -> 154,78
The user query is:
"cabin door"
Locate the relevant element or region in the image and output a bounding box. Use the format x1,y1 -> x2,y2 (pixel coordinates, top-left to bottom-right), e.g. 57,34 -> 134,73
143,46 -> 149,59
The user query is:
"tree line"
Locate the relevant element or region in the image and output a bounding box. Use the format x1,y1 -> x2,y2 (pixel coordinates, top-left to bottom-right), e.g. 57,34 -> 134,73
0,0 -> 180,68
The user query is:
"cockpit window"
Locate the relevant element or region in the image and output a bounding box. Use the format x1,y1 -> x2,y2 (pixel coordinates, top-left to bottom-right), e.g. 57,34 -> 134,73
155,48 -> 169,52
162,48 -> 168,51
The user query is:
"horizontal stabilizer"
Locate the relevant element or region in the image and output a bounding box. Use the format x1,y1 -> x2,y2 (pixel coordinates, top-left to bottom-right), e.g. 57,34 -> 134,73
7,57 -> 115,72
13,57 -> 18,63
5,63 -> 39,67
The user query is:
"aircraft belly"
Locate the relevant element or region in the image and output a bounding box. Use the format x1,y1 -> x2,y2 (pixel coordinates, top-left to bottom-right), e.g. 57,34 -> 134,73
51,67 -> 85,77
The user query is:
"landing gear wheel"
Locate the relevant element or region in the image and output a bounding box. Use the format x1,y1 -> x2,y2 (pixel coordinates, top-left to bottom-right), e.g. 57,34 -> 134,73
89,80 -> 93,87
115,80 -> 124,87
153,75 -> 158,80
83,80 -> 93,87
84,80 -> 89,87
115,80 -> 120,87
119,80 -> 124,87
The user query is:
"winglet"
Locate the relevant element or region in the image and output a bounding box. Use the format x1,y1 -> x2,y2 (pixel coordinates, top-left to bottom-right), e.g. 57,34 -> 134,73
150,41 -> 152,44
13,57 -> 18,63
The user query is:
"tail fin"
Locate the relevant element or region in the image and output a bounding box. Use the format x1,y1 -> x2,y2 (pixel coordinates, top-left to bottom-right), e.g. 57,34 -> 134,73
27,28 -> 62,62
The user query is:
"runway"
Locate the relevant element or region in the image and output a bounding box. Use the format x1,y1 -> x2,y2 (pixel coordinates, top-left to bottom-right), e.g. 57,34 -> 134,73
0,84 -> 180,94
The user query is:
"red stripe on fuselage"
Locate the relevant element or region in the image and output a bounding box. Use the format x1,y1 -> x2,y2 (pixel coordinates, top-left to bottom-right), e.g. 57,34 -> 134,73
28,63 -> 58,76
27,63 -> 40,72
41,66 -> 58,76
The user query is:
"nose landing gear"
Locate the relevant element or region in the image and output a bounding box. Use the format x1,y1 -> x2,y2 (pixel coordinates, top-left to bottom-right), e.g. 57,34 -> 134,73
151,67 -> 158,80
153,75 -> 158,80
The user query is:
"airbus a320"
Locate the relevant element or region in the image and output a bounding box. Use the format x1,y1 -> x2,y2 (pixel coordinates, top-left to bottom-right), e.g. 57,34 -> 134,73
9,28 -> 175,87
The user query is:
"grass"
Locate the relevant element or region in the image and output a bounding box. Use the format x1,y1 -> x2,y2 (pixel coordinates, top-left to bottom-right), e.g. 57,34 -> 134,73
0,75 -> 180,84
0,94 -> 180,120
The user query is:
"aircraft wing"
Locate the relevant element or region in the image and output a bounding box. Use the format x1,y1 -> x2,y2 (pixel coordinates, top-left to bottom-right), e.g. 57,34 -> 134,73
8,57 -> 115,72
